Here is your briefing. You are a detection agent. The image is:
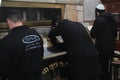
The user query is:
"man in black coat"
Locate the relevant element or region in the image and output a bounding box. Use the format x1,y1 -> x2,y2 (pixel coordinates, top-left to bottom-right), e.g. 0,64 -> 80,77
90,4 -> 117,80
48,18 -> 65,51
0,9 -> 44,80
49,19 -> 101,80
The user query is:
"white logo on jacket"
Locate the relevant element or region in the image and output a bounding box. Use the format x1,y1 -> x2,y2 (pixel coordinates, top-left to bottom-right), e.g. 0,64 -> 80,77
22,35 -> 40,44
22,35 -> 41,51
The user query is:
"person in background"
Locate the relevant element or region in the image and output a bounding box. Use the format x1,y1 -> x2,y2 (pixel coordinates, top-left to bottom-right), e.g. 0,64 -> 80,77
49,19 -> 101,80
90,3 -> 117,80
48,18 -> 66,51
0,9 -> 44,80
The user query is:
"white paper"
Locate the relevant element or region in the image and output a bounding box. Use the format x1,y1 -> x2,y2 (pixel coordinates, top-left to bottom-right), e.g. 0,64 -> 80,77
56,35 -> 64,43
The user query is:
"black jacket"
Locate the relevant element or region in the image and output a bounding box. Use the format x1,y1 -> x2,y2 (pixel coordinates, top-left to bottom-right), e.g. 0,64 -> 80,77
90,13 -> 117,51
48,28 -> 66,51
49,20 -> 101,80
0,26 -> 43,80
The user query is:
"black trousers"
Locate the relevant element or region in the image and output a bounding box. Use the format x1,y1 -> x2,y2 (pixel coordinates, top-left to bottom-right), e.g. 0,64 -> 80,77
68,75 -> 99,80
0,76 -> 42,80
80,76 -> 99,80
98,50 -> 113,80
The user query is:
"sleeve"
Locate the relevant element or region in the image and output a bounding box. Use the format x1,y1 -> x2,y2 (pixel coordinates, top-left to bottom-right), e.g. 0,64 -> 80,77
48,29 -> 60,47
0,38 -> 10,75
90,19 -> 98,38
48,28 -> 65,51
112,17 -> 117,38
90,17 -> 103,39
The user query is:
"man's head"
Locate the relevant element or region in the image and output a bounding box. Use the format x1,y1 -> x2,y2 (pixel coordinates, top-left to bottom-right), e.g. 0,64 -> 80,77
51,18 -> 61,29
6,9 -> 23,29
95,4 -> 105,17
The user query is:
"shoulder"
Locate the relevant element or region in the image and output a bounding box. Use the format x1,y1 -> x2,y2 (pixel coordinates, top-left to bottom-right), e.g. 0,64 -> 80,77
94,16 -> 105,25
0,34 -> 12,49
96,15 -> 105,21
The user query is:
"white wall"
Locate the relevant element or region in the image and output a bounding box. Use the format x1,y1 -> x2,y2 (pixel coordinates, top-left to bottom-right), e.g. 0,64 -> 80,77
84,0 -> 100,21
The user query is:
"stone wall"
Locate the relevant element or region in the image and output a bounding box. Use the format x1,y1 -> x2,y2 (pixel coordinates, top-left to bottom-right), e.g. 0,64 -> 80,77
64,5 -> 83,22
3,0 -> 83,5
56,0 -> 83,5
3,0 -> 84,22
2,0 -> 96,27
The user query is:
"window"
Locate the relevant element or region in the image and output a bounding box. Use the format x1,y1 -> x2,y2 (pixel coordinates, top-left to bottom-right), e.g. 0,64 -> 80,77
0,1 -> 64,28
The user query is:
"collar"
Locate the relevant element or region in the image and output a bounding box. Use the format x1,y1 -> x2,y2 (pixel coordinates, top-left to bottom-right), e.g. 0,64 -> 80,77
11,25 -> 29,32
9,25 -> 29,34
